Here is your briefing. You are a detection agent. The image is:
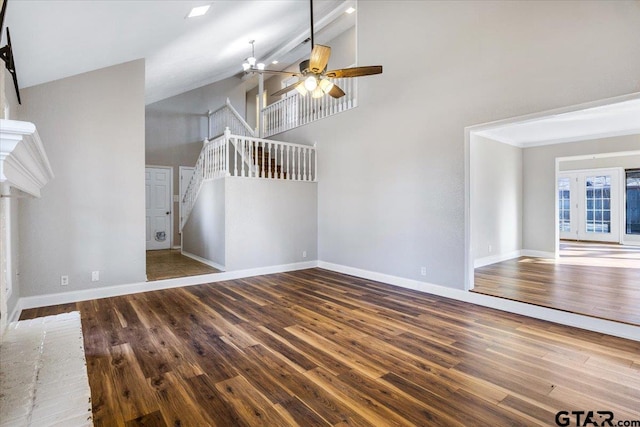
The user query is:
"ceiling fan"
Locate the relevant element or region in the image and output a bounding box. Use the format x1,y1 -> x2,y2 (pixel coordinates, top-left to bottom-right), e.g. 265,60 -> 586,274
265,0 -> 383,99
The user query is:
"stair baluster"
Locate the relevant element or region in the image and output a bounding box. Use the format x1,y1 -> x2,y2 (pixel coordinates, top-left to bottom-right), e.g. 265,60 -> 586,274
267,141 -> 272,179
303,147 -> 307,181
279,143 -> 284,179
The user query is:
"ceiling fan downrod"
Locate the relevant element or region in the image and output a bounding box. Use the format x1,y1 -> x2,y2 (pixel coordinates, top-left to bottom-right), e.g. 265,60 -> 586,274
309,0 -> 314,49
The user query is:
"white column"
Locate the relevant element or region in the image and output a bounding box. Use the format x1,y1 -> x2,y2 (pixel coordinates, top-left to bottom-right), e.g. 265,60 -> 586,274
224,127 -> 231,176
258,73 -> 264,138
0,183 -> 10,337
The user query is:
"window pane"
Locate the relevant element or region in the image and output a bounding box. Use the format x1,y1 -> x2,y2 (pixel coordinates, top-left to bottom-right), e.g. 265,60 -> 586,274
558,177 -> 571,233
585,175 -> 611,234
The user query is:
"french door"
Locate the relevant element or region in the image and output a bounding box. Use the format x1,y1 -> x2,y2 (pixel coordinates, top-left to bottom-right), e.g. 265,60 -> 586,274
558,168 -> 622,243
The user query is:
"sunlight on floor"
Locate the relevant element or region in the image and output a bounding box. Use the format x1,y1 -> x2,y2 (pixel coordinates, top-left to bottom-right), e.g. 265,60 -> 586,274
519,242 -> 640,269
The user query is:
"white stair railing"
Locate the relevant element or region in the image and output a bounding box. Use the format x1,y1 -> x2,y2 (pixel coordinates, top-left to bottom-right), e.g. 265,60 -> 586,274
209,98 -> 255,138
180,128 -> 316,230
262,76 -> 357,138
228,134 -> 317,181
181,134 -> 228,229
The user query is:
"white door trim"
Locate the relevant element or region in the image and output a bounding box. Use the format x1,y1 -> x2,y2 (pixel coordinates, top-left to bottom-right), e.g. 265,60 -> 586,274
145,165 -> 173,250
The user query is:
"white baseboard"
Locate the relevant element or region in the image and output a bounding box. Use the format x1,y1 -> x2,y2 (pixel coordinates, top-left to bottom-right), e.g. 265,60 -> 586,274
521,249 -> 556,259
13,259 -> 639,341
9,299 -> 23,324
474,250 -> 521,268
318,261 -> 640,342
181,250 -> 226,271
15,260 -> 319,316
475,249 -> 557,268
171,245 -> 182,250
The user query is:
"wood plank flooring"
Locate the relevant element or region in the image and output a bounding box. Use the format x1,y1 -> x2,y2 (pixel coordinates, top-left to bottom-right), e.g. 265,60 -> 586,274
20,268 -> 640,426
146,249 -> 219,281
474,241 -> 640,325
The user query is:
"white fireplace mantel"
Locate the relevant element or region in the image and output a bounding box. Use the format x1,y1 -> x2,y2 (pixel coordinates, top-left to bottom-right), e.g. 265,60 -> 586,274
0,119 -> 54,197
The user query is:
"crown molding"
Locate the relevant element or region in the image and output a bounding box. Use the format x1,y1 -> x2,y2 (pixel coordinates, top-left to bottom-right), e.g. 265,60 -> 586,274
0,119 -> 54,197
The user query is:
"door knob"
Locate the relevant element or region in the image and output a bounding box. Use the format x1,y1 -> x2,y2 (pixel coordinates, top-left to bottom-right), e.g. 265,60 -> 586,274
166,211 -> 170,215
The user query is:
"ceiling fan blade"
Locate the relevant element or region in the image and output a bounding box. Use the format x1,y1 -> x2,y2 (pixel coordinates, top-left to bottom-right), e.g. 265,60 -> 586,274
328,83 -> 345,99
258,70 -> 302,77
325,66 -> 383,78
271,80 -> 303,97
309,44 -> 331,73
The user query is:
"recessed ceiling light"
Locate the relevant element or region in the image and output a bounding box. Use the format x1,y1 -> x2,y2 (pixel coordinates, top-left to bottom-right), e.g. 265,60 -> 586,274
272,60 -> 279,65
187,5 -> 210,18
345,7 -> 356,14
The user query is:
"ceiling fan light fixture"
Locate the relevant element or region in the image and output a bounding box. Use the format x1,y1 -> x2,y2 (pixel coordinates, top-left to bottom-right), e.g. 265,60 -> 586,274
257,63 -> 265,70
311,87 -> 324,98
295,84 -> 308,96
242,62 -> 251,71
319,78 -> 334,94
247,56 -> 256,67
304,75 -> 318,91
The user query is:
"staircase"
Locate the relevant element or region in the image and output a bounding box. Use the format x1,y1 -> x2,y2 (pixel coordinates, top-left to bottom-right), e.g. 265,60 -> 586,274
180,102 -> 316,231
251,145 -> 287,179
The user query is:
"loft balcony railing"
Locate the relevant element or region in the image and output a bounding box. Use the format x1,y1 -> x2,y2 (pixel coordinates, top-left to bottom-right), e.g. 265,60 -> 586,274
262,77 -> 357,138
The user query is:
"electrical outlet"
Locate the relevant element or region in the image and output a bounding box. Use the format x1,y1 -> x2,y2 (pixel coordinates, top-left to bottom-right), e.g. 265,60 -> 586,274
60,275 -> 69,286
420,267 -> 427,276
91,271 -> 100,282
302,251 -> 307,258
488,244 -> 493,253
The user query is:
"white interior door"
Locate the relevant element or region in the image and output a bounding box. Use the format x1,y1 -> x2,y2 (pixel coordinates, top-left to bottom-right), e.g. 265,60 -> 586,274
558,168 -> 622,243
145,167 -> 172,250
179,166 -> 194,231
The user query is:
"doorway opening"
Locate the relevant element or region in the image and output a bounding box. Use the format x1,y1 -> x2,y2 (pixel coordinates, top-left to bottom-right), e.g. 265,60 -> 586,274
145,165 -> 220,281
466,92 -> 640,325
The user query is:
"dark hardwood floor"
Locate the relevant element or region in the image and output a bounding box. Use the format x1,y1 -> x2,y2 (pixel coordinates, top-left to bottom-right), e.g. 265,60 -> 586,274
20,268 -> 640,426
474,241 -> 640,325
146,249 -> 219,281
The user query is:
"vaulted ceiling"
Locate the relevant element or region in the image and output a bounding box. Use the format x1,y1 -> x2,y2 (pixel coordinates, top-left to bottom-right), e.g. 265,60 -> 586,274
3,0 -> 355,104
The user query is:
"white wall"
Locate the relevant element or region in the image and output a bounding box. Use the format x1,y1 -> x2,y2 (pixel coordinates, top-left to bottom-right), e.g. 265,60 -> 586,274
271,0 -> 640,289
523,134 -> 640,253
182,179 -> 226,267
225,178 -> 317,270
471,135 -> 522,264
17,59 -> 146,297
146,76 -> 247,247
182,177 -> 317,271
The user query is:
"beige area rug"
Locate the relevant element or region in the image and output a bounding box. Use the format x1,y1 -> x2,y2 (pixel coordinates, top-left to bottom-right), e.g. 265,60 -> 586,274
0,311 -> 93,426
